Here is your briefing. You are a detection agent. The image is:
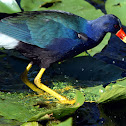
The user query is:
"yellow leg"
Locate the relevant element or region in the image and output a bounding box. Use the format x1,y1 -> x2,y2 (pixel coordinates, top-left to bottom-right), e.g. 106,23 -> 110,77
34,68 -> 76,104
21,62 -> 43,94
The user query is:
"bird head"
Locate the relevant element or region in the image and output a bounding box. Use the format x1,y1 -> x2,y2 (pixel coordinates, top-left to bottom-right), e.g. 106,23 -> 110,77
98,14 -> 126,43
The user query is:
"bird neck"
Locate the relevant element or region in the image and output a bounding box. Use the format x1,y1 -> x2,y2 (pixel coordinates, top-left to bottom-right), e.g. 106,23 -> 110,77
87,20 -> 106,42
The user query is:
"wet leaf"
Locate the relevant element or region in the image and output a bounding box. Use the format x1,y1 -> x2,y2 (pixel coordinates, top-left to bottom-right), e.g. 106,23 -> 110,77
82,78 -> 126,103
21,122 -> 39,126
82,75 -> 126,103
0,90 -> 84,123
105,0 -> 126,25
21,0 -> 60,11
28,91 -> 84,121
97,81 -> 126,103
0,0 -> 21,13
38,0 -> 103,20
87,33 -> 111,56
0,99 -> 34,122
56,117 -> 72,126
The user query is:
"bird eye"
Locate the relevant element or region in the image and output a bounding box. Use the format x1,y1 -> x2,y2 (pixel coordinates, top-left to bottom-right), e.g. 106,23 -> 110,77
114,25 -> 119,28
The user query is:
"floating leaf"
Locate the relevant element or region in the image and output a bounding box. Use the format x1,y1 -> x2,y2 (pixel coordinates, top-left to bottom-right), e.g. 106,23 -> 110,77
56,117 -> 72,126
21,122 -> 39,126
21,0 -> 60,11
0,98 -> 34,122
39,0 -> 103,20
105,0 -> 126,25
28,90 -> 85,121
97,84 -> 126,103
87,33 -> 111,56
83,77 -> 126,103
0,0 -> 21,13
0,116 -> 22,126
0,90 -> 84,124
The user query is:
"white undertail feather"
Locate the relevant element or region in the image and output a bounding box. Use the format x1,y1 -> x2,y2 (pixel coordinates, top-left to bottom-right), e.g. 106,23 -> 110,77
0,33 -> 19,49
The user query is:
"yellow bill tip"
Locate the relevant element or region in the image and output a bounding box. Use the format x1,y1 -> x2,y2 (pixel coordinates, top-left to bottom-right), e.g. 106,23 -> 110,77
122,36 -> 126,43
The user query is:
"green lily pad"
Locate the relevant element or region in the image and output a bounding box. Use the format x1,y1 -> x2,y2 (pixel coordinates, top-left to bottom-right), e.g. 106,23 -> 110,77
97,83 -> 126,103
21,122 -> 39,126
0,116 -> 22,126
87,33 -> 111,56
0,93 -> 35,122
84,76 -> 126,103
21,0 -> 60,11
83,78 -> 126,103
0,0 -> 21,13
0,90 -> 84,124
28,90 -> 85,121
56,117 -> 72,126
20,0 -> 104,19
39,0 -> 103,20
105,0 -> 126,25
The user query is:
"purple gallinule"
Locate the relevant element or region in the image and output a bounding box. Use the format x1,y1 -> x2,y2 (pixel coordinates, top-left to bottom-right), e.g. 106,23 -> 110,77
0,10 -> 126,104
